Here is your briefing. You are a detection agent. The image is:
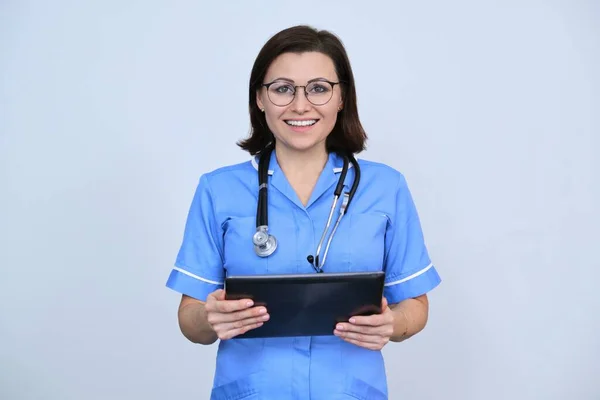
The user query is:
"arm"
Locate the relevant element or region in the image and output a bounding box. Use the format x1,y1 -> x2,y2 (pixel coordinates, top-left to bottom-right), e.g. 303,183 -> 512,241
389,293 -> 429,342
335,173 -> 441,350
177,295 -> 218,345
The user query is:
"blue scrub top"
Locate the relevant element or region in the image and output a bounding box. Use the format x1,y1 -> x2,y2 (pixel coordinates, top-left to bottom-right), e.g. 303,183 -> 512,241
166,150 -> 441,400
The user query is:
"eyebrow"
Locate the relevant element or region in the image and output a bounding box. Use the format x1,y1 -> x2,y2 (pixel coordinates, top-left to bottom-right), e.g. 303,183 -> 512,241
267,77 -> 332,84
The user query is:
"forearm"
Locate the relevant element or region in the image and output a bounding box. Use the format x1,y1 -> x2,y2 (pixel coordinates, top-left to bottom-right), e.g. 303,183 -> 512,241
389,294 -> 429,342
178,301 -> 218,345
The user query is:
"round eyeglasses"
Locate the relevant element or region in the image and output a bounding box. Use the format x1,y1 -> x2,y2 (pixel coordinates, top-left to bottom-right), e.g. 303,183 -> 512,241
261,79 -> 341,107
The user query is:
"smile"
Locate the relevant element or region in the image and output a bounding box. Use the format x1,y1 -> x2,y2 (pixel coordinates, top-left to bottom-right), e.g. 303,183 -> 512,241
285,119 -> 318,127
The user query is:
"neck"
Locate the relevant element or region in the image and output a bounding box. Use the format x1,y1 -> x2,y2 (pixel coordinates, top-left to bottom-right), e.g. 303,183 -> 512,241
274,143 -> 328,206
274,143 -> 328,178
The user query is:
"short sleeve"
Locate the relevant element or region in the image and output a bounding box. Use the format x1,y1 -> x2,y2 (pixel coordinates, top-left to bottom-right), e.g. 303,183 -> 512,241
383,174 -> 441,304
165,174 -> 225,301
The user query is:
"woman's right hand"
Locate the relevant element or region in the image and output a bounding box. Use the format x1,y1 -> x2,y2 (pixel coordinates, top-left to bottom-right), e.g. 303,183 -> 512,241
204,289 -> 269,340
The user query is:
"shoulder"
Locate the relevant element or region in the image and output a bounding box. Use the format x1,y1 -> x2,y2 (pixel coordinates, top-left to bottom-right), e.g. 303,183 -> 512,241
191,160 -> 257,218
197,160 -> 256,191
354,157 -> 421,224
203,159 -> 255,179
356,157 -> 409,189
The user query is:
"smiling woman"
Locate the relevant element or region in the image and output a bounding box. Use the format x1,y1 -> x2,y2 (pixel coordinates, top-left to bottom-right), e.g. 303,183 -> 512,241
255,52 -> 344,155
240,26 -> 366,158
166,25 -> 441,400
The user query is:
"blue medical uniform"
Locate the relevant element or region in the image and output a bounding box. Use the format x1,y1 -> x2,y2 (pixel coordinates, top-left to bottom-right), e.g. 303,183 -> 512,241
166,150 -> 441,400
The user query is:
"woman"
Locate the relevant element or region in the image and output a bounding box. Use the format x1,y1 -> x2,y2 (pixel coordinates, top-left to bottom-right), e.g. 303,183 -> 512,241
166,25 -> 441,400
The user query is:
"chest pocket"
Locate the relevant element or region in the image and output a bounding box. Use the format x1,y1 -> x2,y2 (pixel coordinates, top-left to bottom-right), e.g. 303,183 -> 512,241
347,212 -> 389,272
222,216 -> 299,276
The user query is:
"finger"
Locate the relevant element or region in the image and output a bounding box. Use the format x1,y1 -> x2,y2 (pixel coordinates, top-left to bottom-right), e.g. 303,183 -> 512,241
337,321 -> 394,338
336,322 -> 366,333
219,321 -> 265,340
335,327 -> 390,346
336,330 -> 383,344
336,322 -> 383,336
339,336 -> 382,351
334,328 -> 379,343
346,314 -> 386,327
220,313 -> 270,332
216,314 -> 270,340
213,298 -> 255,313
208,306 -> 268,324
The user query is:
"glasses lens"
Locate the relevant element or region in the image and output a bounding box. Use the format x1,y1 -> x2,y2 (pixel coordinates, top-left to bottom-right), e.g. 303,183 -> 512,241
306,81 -> 334,105
267,81 -> 295,106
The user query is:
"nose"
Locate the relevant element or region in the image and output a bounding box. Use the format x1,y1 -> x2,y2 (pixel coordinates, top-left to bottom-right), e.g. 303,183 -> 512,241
290,88 -> 312,114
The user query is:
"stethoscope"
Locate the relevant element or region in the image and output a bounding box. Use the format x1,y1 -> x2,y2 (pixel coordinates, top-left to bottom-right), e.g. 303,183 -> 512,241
252,144 -> 361,273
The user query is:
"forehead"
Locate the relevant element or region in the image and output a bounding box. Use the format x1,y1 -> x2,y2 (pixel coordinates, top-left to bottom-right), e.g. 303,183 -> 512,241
265,51 -> 338,82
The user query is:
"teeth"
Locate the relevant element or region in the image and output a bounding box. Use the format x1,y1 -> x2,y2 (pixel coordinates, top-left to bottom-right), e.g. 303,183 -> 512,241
286,120 -> 317,127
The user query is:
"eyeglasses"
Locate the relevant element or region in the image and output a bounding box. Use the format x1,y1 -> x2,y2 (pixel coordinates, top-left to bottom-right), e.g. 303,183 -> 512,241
261,79 -> 341,107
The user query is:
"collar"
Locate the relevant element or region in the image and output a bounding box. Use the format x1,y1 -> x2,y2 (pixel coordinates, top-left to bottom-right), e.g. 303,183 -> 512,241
250,151 -> 353,175
250,150 -> 355,209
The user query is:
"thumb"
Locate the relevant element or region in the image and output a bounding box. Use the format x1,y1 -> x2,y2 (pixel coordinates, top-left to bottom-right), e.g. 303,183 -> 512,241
381,296 -> 388,311
211,289 -> 226,301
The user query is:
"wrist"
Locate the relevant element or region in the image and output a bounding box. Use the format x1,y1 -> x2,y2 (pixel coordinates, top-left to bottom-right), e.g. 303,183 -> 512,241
390,307 -> 410,342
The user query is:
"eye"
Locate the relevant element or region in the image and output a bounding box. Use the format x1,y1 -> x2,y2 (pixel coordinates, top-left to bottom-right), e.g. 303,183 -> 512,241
307,82 -> 331,94
270,82 -> 294,94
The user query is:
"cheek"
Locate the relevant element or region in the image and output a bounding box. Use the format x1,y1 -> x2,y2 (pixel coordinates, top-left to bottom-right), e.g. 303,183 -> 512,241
265,105 -> 286,122
320,99 -> 341,119
264,111 -> 287,136
319,106 -> 340,127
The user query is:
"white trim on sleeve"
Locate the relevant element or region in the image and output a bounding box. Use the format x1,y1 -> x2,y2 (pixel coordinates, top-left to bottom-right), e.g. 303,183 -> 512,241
173,266 -> 223,285
384,263 -> 433,287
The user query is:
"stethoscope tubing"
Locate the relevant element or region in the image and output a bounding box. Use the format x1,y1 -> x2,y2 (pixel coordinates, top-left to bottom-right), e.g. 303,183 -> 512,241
253,144 -> 360,272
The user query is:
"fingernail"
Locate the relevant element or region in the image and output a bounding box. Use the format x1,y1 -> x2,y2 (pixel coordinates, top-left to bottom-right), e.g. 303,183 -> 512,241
349,318 -> 356,324
259,308 -> 266,314
336,324 -> 343,330
246,301 -> 253,307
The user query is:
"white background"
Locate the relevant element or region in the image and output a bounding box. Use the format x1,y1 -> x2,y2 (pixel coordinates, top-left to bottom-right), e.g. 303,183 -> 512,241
1,1 -> 598,399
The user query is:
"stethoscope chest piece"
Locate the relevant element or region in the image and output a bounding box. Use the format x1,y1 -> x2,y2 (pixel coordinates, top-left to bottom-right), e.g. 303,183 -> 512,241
253,225 -> 277,257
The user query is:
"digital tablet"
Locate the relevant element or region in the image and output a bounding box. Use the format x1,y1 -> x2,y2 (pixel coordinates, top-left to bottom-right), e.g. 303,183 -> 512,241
224,271 -> 385,339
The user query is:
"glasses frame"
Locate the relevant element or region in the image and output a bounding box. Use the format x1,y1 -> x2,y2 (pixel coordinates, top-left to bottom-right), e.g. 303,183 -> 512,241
261,78 -> 342,107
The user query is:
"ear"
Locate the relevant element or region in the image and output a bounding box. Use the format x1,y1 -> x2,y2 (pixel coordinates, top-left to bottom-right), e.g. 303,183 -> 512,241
256,90 -> 265,112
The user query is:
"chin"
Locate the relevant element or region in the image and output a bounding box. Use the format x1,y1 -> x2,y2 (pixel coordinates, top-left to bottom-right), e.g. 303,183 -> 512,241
276,124 -> 330,149
278,135 -> 326,153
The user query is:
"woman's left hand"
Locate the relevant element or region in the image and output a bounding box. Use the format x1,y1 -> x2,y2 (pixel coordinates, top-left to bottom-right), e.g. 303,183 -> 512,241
334,297 -> 395,350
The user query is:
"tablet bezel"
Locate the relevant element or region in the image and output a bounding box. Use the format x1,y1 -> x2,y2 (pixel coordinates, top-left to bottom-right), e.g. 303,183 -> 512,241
224,271 -> 385,339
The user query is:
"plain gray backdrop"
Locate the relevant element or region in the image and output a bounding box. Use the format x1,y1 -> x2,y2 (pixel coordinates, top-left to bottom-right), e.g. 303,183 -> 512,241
1,1 -> 598,399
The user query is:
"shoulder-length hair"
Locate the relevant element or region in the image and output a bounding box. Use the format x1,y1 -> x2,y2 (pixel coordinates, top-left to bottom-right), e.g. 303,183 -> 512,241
237,25 -> 367,155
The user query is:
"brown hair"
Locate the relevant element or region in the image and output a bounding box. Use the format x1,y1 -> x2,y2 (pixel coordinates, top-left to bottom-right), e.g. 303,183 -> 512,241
237,25 -> 367,155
